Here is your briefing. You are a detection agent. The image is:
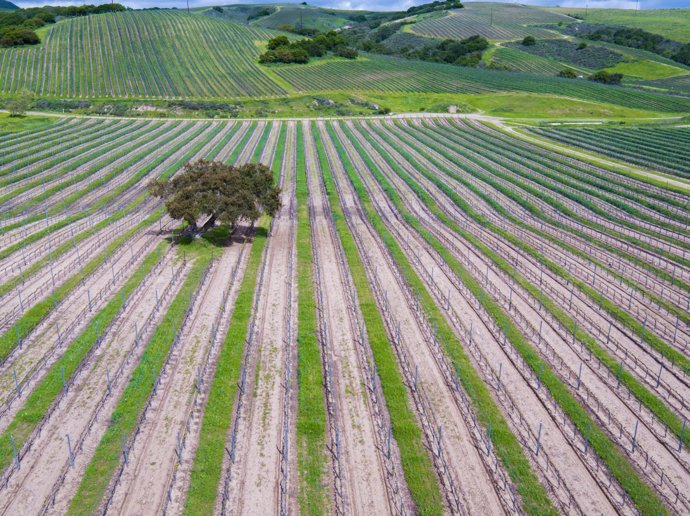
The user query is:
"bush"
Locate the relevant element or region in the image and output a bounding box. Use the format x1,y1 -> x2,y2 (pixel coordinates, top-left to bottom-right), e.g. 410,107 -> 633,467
558,68 -> 578,78
588,70 -> 623,85
267,35 -> 290,50
522,36 -> 536,46
0,27 -> 39,47
7,90 -> 32,117
334,46 -> 358,59
577,41 -> 588,50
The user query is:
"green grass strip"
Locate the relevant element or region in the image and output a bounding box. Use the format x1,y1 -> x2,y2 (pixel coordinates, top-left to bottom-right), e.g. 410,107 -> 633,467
294,124 -> 329,515
0,241 -> 166,474
0,121 -> 212,239
70,253 -> 212,515
226,121 -> 257,165
313,125 -> 445,515
182,220 -> 269,515
330,123 -> 556,515
339,123 -> 667,515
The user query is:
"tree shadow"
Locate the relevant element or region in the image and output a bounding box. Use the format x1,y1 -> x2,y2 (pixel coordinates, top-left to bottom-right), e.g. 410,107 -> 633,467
167,222 -> 263,250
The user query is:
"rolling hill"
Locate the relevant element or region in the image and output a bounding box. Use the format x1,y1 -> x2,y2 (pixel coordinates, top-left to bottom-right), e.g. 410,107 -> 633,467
0,10 -> 286,98
408,3 -> 572,41
0,6 -> 688,116
0,0 -> 17,9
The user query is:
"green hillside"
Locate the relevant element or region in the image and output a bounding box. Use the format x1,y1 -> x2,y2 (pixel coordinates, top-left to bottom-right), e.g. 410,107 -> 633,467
0,6 -> 688,117
549,8 -> 690,43
409,3 -> 570,41
0,10 -> 285,98
0,0 -> 17,9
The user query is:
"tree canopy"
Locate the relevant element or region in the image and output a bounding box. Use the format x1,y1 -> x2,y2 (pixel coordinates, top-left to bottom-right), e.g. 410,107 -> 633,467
149,160 -> 281,234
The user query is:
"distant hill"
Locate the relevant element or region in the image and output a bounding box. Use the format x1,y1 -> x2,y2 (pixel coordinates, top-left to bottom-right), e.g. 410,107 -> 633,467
408,3 -> 571,41
0,7 -> 688,114
549,8 -> 690,44
0,0 -> 18,9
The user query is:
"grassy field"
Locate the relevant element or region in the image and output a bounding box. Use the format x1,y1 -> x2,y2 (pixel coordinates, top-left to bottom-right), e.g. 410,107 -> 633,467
550,8 -> 690,43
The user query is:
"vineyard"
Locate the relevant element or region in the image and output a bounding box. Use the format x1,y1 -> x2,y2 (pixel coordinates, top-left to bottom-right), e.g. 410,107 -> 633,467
0,114 -> 688,515
0,10 -> 285,98
409,3 -> 571,41
531,125 -> 690,179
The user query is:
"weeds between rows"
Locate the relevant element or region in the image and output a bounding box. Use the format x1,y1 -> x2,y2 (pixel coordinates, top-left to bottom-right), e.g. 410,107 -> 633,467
0,242 -> 166,475
313,125 -> 445,515
342,122 -> 667,514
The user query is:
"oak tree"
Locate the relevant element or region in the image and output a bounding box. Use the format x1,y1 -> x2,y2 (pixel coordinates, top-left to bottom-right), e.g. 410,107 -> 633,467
149,160 -> 281,234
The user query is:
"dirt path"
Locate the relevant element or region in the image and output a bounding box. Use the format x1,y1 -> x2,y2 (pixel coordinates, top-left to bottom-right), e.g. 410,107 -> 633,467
107,242 -> 250,514
0,252 -> 186,514
0,219 -> 170,430
225,122 -> 297,515
304,121 -> 403,514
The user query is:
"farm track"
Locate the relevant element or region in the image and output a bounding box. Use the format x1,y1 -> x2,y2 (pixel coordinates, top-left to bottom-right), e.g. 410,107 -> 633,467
225,122 -> 297,515
348,120 -> 690,510
321,121 -> 516,515
304,122 -> 410,515
0,250 -> 187,514
106,239 -> 250,514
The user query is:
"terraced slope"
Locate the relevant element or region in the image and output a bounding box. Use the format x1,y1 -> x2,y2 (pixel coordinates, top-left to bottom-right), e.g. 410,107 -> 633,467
0,10 -> 285,98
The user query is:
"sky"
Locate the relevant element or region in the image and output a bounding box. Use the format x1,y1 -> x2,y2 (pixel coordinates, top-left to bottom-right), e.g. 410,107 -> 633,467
12,0 -> 690,11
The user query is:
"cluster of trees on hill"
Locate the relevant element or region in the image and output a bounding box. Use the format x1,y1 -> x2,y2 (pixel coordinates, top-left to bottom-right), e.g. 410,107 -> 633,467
401,35 -> 488,66
574,25 -> 690,66
259,32 -> 358,64
0,3 -> 125,47
405,1 -> 463,16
